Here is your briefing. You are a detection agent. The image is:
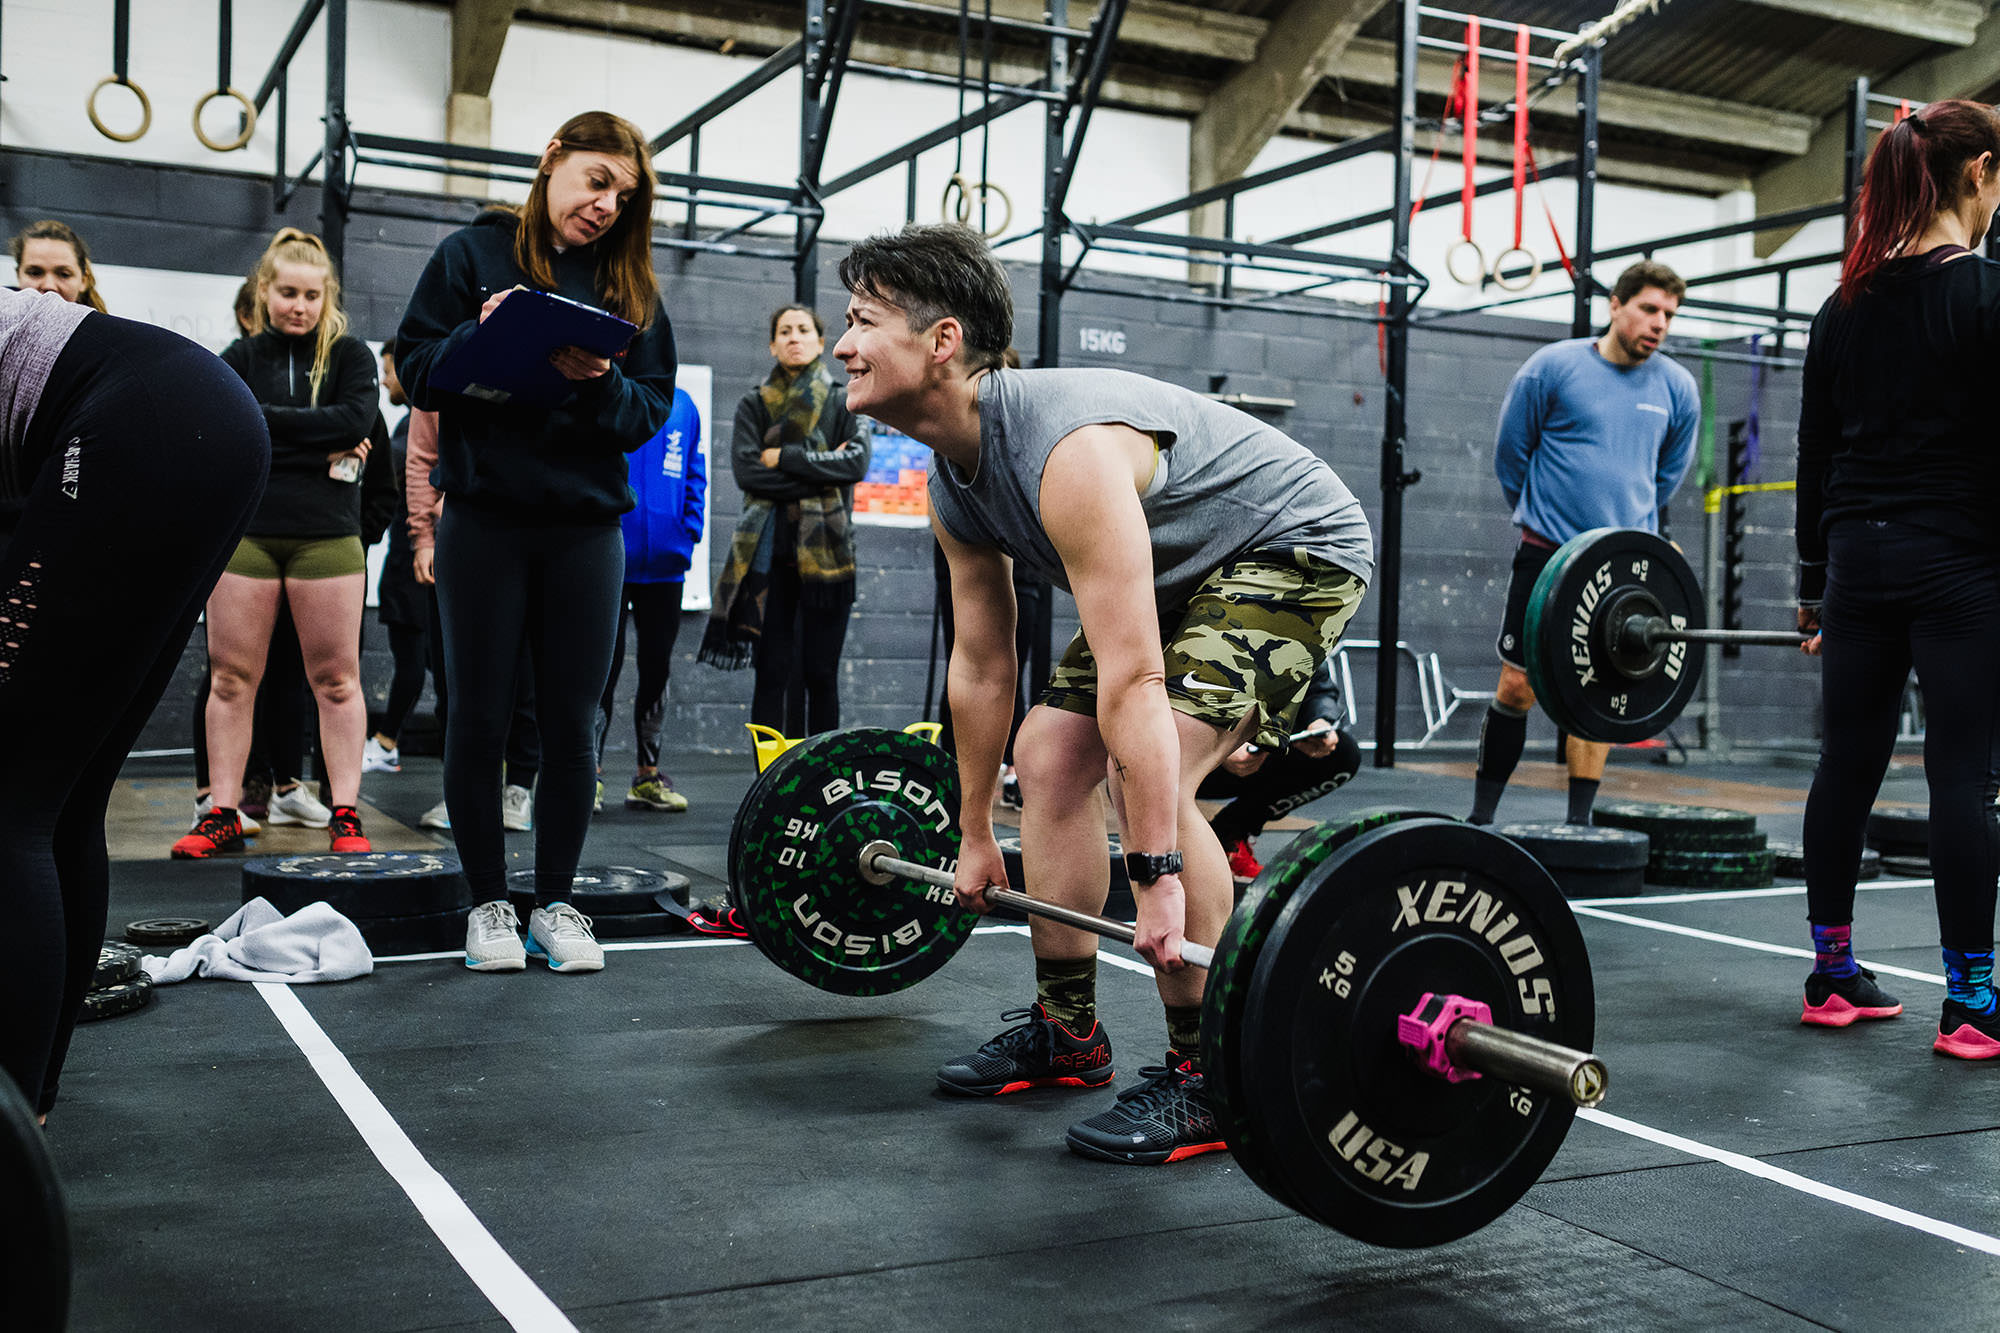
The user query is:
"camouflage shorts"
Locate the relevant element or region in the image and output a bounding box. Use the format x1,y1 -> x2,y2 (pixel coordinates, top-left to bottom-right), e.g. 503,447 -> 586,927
1040,551 -> 1367,749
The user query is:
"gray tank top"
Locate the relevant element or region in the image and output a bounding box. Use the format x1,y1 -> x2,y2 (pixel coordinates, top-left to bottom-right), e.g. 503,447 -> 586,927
928,367 -> 1373,610
0,287 -> 90,500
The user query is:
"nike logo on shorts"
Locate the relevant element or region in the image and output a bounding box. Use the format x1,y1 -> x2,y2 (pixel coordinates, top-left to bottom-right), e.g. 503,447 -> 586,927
1180,672 -> 1235,696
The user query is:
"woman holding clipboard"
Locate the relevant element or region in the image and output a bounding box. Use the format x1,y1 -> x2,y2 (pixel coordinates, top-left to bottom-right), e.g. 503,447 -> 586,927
395,110 -> 677,976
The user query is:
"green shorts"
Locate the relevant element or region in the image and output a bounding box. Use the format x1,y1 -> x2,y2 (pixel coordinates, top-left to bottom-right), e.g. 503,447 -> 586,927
1041,551 -> 1367,749
224,534 -> 367,581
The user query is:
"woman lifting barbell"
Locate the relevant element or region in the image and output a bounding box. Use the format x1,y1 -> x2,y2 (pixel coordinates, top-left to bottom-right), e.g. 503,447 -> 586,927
1794,98 -> 2000,1057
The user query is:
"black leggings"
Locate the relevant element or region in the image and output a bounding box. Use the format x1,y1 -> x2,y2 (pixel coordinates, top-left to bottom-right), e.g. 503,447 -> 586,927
1196,730 -> 1364,842
0,314 -> 266,1116
381,622 -> 429,743
753,520 -> 853,736
435,502 -> 621,903
1804,520 -> 2000,949
596,580 -> 681,771
425,584 -> 539,784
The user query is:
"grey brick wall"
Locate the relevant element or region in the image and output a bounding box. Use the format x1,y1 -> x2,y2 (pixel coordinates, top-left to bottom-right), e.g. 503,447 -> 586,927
1,148 -> 1819,761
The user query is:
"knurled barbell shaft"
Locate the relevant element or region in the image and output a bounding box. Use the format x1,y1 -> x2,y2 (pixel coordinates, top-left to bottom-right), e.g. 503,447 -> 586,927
860,841 -> 1216,969
862,839 -> 1606,1107
1446,1019 -> 1609,1108
1627,615 -> 1807,649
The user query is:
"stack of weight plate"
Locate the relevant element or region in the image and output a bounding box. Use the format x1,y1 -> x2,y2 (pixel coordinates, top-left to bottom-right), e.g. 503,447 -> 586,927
81,941 -> 155,1022
242,851 -> 474,956
1766,841 -> 1882,882
1864,808 -> 1930,878
1592,801 -> 1774,888
505,865 -> 692,937
996,833 -> 1133,920
1490,823 -> 1650,898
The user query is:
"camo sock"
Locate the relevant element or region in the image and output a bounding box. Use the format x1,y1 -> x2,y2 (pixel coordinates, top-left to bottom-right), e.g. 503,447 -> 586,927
1165,1003 -> 1203,1066
1034,954 -> 1097,1029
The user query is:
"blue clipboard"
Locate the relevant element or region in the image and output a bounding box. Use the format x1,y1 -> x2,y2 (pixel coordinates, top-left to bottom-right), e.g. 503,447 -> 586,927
431,288 -> 638,408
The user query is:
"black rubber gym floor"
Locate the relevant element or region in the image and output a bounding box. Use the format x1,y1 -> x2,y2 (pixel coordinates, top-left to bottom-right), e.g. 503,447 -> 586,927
50,749 -> 2000,1330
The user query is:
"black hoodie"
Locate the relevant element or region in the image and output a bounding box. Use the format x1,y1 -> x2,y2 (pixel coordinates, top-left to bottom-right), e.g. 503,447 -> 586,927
220,327 -> 379,537
394,210 -> 677,522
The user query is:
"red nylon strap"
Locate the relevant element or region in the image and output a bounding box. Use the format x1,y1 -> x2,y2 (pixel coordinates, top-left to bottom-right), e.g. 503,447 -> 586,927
1461,17 -> 1480,243
1409,56 -> 1464,226
1896,99 -> 1910,123
1523,143 -> 1575,278
1512,26 -> 1529,249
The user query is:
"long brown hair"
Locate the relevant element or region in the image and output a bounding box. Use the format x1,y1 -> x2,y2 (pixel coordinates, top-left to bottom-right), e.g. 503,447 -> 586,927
10,219 -> 108,313
251,227 -> 349,405
512,111 -> 659,329
1841,99 -> 2000,305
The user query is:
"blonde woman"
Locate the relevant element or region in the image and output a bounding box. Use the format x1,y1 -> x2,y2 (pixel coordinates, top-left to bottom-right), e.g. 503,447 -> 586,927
175,228 -> 378,857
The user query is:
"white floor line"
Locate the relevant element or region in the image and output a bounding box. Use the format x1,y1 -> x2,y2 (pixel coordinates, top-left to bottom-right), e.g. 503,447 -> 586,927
256,984 -> 578,1333
1569,904 -> 1946,985
1579,1107 -> 2000,1257
1575,878 -> 1933,908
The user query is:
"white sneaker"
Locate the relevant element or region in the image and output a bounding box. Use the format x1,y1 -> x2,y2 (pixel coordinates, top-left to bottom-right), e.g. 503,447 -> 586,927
267,783 -> 332,828
192,794 -> 260,836
419,799 -> 452,830
363,737 -> 401,774
502,783 -> 533,832
464,900 -> 526,972
526,902 -> 604,973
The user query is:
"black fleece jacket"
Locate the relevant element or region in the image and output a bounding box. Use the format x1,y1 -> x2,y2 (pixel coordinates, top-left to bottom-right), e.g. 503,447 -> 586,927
394,210 -> 677,523
220,328 -> 379,537
1796,248 -> 2000,603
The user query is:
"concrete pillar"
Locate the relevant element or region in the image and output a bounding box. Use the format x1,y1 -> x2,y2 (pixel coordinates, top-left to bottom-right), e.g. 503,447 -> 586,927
446,92 -> 492,199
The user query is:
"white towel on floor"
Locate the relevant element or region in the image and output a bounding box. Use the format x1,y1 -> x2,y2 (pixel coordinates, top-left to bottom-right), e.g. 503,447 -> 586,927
141,898 -> 373,984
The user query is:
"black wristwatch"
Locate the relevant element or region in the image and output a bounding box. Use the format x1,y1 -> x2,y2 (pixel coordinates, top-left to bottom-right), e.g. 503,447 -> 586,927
1124,850 -> 1184,887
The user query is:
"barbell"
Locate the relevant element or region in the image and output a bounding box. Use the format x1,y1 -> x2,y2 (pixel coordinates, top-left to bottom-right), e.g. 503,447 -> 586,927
1523,526 -> 1808,745
728,725 -> 1606,1247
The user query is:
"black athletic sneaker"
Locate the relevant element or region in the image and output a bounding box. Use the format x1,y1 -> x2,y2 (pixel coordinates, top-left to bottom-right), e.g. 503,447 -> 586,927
936,1004 -> 1113,1096
1801,968 -> 1903,1027
1935,1000 -> 2000,1060
1064,1052 -> 1228,1165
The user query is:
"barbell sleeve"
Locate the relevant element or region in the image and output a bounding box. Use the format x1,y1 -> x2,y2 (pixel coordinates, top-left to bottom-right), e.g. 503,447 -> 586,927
1446,1020 -> 1608,1108
860,841 -> 1216,969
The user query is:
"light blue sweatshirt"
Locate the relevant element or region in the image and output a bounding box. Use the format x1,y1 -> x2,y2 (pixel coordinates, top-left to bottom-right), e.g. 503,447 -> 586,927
1493,337 -> 1700,543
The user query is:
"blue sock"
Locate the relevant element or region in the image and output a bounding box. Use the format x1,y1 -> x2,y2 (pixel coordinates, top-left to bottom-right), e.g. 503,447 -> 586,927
1811,923 -> 1859,978
1943,949 -> 1997,1014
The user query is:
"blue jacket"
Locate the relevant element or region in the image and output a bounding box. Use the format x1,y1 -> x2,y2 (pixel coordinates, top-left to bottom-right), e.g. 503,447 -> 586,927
621,388 -> 707,583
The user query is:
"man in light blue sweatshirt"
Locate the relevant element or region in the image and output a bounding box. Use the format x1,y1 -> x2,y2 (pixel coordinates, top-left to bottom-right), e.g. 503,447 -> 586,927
1469,260 -> 1701,827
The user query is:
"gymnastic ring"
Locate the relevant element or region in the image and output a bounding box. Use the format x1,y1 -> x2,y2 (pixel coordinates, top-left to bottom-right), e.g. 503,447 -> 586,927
943,173 -> 973,226
1490,246 -> 1543,292
87,75 -> 153,143
192,86 -> 257,152
967,181 -> 1012,238
1444,236 -> 1487,287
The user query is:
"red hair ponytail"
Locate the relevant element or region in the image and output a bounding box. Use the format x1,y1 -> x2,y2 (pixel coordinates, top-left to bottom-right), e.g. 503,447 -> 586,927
1841,99 -> 2000,305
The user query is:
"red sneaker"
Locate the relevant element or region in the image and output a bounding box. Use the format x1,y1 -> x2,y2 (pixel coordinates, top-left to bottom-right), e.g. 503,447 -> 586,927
171,808 -> 245,859
1225,837 -> 1263,883
328,806 -> 371,854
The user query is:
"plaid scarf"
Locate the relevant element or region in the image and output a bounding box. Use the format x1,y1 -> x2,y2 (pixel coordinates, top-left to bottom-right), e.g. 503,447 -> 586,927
698,359 -> 857,670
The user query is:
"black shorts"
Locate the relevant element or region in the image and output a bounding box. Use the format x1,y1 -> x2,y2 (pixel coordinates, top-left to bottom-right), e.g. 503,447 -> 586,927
1496,539 -> 1558,670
